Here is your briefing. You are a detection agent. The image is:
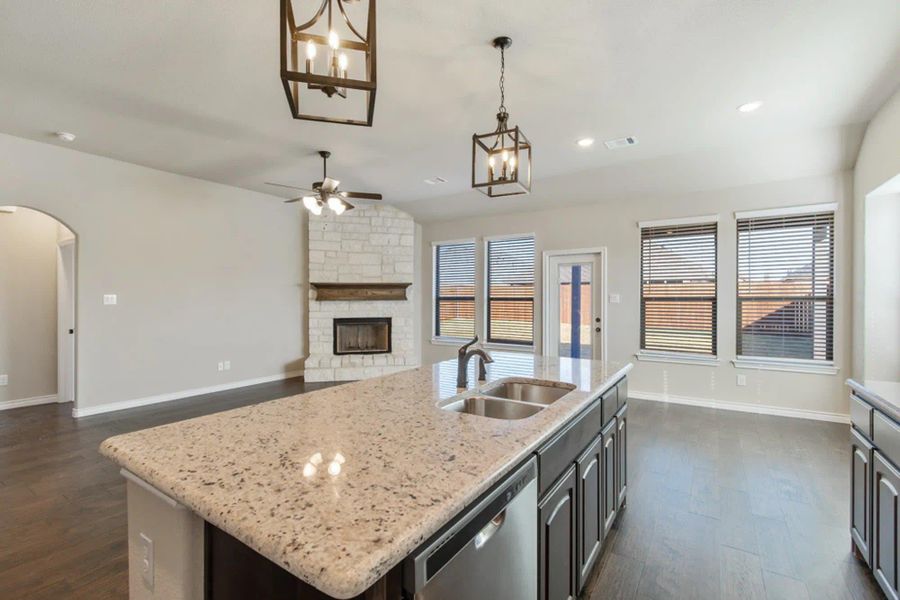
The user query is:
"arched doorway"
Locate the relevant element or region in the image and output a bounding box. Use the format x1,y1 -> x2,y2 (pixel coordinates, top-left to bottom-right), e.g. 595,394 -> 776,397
0,205 -> 78,413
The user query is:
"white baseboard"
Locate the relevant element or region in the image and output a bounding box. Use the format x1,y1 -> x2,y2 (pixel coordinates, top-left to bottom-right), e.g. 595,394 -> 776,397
629,390 -> 849,424
72,371 -> 304,418
0,394 -> 59,411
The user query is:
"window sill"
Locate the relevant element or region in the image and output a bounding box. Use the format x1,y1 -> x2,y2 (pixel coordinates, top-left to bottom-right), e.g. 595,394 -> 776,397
732,358 -> 839,375
483,342 -> 535,353
635,351 -> 720,367
431,337 -> 473,347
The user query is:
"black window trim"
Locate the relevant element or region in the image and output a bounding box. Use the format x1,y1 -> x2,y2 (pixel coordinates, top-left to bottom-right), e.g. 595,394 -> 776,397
433,240 -> 476,341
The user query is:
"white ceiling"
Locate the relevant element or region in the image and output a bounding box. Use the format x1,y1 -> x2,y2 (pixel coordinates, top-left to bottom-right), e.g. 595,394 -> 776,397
0,1 -> 898,221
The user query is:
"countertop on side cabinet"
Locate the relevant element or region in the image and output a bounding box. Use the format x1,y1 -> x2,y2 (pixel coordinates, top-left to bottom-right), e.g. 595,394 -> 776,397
848,379 -> 900,422
100,353 -> 632,599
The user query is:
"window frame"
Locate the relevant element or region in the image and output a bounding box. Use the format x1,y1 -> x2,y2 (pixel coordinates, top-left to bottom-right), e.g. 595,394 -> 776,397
484,233 -> 536,348
432,238 -> 476,343
733,203 -> 838,373
637,215 -> 719,361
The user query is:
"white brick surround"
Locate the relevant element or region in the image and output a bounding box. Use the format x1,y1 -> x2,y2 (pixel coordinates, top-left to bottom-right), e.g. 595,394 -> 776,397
305,205 -> 417,382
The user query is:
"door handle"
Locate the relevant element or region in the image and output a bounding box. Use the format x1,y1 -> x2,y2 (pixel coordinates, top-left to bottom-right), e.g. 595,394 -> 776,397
474,510 -> 506,549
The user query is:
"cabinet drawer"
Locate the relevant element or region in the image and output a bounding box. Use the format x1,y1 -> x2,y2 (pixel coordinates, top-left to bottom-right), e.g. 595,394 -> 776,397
537,396 -> 605,497
601,386 -> 618,428
852,394 -> 874,439
616,378 -> 628,411
874,411 -> 900,470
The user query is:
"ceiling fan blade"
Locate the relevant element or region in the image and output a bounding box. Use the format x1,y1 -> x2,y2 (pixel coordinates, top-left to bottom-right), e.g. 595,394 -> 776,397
283,197 -> 304,203
341,191 -> 383,201
265,182 -> 315,192
321,177 -> 340,193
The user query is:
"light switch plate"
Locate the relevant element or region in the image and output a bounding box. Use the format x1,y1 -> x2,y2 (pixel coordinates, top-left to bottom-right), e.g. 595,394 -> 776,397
736,374 -> 747,386
103,294 -> 117,305
139,532 -> 154,589
0,374 -> 7,386
223,360 -> 231,370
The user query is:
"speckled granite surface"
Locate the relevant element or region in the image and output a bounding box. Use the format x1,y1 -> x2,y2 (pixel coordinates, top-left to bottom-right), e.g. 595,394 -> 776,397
100,353 -> 631,599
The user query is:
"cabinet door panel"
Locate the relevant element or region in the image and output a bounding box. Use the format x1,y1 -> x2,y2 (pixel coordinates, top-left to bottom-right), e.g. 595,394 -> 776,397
873,451 -> 900,600
616,406 -> 627,509
576,434 -> 603,592
851,427 -> 873,566
539,466 -> 577,600
601,418 -> 618,537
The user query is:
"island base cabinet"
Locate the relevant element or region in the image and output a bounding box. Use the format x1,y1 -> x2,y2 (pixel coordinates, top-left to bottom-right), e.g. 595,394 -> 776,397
539,466 -> 577,600
851,428 -> 873,566
616,406 -> 627,509
874,451 -> 900,600
576,434 -> 604,592
602,419 -> 618,538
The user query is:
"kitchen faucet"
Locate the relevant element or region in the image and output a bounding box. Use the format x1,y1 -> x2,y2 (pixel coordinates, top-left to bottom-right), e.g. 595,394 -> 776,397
457,336 -> 493,388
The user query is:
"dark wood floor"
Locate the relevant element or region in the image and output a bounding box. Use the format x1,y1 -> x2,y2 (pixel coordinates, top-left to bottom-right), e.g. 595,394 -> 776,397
0,384 -> 884,599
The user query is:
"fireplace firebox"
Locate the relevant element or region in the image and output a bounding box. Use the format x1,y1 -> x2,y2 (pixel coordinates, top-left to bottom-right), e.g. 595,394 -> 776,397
333,318 -> 392,355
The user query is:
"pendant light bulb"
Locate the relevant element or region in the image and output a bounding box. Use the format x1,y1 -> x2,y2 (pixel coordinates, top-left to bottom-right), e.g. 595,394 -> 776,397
306,40 -> 317,60
338,52 -> 349,71
509,155 -> 517,170
501,149 -> 509,163
488,155 -> 496,168
328,30 -> 340,50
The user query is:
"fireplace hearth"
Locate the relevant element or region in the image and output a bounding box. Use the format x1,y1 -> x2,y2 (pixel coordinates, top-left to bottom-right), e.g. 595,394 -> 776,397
333,318 -> 392,355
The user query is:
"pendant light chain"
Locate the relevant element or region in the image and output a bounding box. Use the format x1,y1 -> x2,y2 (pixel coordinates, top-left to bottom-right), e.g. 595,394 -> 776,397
498,46 -> 507,115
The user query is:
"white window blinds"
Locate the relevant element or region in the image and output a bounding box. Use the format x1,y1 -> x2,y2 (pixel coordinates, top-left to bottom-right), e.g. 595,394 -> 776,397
487,236 -> 535,345
640,221 -> 718,355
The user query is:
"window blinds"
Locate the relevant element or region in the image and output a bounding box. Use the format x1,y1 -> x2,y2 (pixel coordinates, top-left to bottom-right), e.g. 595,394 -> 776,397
434,241 -> 475,338
487,236 -> 535,345
736,211 -> 834,361
640,222 -> 718,355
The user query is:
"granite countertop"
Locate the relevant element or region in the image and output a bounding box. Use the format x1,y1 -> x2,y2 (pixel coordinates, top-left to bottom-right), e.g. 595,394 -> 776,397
848,379 -> 900,422
100,353 -> 632,599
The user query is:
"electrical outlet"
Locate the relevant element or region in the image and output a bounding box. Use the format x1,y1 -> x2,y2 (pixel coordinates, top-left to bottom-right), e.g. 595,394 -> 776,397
0,374 -> 7,386
736,374 -> 747,386
217,361 -> 224,372
103,294 -> 117,305
223,360 -> 231,371
139,532 -> 154,589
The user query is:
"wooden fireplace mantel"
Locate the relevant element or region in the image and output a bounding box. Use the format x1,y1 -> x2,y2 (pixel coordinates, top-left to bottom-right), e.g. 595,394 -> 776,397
310,282 -> 412,301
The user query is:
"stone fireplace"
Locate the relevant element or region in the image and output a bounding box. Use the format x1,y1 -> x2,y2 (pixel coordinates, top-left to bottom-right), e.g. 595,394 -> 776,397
304,205 -> 417,382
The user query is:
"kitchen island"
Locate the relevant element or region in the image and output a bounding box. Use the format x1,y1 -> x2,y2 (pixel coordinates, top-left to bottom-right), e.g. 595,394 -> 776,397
101,353 -> 632,599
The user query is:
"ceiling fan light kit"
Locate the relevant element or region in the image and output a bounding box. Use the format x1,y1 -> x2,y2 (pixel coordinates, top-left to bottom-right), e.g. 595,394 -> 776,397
280,0 -> 377,126
472,36 -> 532,197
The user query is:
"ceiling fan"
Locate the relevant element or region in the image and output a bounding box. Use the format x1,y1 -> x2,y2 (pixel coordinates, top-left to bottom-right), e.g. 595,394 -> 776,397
266,151 -> 382,216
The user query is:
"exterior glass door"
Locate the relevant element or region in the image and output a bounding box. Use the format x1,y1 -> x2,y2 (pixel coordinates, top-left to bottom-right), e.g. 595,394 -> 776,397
557,262 -> 593,359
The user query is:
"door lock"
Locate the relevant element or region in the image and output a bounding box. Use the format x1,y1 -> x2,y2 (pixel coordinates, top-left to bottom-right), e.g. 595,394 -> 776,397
595,327 -> 601,333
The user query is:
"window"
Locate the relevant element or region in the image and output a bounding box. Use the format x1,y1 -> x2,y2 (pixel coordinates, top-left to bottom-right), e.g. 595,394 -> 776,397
486,236 -> 535,345
736,207 -> 835,362
640,220 -> 718,355
433,241 -> 475,339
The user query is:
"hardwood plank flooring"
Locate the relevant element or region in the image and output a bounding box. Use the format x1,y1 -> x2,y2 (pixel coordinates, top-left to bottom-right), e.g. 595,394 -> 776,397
0,385 -> 885,599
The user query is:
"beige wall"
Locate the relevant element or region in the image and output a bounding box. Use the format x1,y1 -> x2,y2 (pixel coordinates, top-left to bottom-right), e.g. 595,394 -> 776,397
420,172 -> 853,418
0,207 -> 60,403
0,133 -> 305,412
864,193 -> 900,381
853,86 -> 900,378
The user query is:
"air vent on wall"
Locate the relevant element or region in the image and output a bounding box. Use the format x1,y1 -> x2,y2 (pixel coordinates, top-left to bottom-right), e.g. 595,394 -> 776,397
604,136 -> 638,150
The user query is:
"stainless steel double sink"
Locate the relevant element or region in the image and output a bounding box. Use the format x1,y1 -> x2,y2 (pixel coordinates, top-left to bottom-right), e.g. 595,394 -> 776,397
440,379 -> 576,420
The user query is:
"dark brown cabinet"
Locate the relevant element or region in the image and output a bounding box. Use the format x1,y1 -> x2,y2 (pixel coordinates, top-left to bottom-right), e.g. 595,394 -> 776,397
874,450 -> 900,600
616,405 -> 627,509
576,434 -> 604,591
539,465 -> 577,600
851,427 -> 873,565
601,418 -> 618,538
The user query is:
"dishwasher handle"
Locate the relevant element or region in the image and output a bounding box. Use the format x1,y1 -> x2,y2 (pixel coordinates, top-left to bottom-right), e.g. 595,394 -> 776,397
474,510 -> 506,549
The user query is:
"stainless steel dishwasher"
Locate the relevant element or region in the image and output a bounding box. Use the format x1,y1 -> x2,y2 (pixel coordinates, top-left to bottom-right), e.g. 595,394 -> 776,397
405,457 -> 537,600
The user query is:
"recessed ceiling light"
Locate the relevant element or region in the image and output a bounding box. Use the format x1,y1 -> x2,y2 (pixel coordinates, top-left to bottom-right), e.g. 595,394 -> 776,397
737,101 -> 763,113
576,137 -> 595,148
55,131 -> 77,142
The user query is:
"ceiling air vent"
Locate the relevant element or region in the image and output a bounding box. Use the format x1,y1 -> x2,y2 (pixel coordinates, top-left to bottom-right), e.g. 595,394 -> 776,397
424,176 -> 448,185
604,136 -> 638,150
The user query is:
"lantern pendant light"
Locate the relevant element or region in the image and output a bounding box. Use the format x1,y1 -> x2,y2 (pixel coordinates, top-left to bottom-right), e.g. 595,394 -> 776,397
280,0 -> 377,126
472,36 -> 532,197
